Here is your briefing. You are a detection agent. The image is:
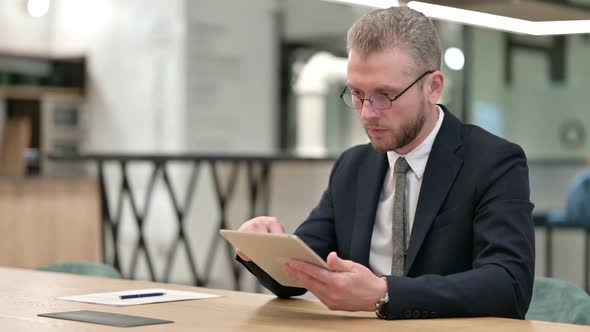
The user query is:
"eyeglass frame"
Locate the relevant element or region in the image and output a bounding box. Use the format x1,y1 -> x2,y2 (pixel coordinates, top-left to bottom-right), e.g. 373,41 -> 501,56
339,70 -> 435,110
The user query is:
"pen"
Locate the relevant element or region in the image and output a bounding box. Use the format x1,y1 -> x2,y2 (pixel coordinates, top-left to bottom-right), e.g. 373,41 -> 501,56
119,292 -> 165,300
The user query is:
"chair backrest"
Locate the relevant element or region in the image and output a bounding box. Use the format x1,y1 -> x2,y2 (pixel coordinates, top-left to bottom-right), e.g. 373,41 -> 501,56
526,277 -> 590,325
566,171 -> 590,225
37,262 -> 122,279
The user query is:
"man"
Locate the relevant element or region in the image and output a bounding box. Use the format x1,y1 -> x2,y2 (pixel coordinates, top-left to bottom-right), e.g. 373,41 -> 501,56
236,6 -> 535,320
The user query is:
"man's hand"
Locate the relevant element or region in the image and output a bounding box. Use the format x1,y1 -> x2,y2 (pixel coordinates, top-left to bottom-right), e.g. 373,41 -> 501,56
283,251 -> 387,312
235,216 -> 285,261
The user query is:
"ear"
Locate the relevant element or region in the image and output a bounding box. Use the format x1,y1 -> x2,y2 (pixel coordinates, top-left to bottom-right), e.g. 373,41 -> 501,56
425,71 -> 444,104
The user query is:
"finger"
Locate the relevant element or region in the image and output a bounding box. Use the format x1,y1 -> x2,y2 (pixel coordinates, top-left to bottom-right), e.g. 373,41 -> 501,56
236,249 -> 251,261
301,278 -> 333,305
248,222 -> 265,233
257,216 -> 281,233
267,219 -> 285,234
284,263 -> 329,291
326,252 -> 353,272
239,217 -> 283,233
284,265 -> 335,306
287,260 -> 334,285
241,219 -> 266,233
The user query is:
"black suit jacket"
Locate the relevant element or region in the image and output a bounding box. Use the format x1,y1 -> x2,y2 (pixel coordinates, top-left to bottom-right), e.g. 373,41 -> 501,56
240,106 -> 535,320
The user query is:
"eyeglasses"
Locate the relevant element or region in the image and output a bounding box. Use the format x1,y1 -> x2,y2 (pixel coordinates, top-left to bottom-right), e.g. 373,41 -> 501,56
339,70 -> 435,110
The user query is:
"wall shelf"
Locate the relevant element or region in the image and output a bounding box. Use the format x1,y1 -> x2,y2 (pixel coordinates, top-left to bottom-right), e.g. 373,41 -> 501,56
0,52 -> 86,176
0,85 -> 83,100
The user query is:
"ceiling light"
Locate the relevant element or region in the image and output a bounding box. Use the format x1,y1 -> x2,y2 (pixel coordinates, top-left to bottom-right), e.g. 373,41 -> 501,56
321,0 -> 399,9
27,0 -> 50,18
408,2 -> 531,34
444,47 -> 465,71
407,1 -> 590,35
532,20 -> 590,35
320,0 -> 590,35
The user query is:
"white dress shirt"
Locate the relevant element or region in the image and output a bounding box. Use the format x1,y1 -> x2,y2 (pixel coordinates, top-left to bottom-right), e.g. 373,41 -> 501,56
369,107 -> 444,277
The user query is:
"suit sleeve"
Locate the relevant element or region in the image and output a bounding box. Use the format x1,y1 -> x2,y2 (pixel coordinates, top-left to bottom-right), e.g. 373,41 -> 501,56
235,154 -> 343,297
381,142 -> 535,320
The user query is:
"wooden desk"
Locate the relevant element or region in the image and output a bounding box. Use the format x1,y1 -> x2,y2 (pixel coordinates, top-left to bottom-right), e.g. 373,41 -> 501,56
0,267 -> 586,332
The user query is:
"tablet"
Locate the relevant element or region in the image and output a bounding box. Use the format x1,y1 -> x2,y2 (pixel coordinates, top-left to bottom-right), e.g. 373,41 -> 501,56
38,310 -> 173,327
219,230 -> 330,288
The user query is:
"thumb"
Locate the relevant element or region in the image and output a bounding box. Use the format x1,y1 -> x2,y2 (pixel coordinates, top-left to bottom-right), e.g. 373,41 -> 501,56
327,252 -> 353,272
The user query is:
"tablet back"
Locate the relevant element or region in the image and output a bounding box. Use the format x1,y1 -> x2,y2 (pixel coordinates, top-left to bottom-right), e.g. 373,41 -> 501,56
220,230 -> 330,288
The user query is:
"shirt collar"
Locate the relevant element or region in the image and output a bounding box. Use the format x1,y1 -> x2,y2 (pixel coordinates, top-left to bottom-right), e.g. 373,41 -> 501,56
387,106 -> 444,179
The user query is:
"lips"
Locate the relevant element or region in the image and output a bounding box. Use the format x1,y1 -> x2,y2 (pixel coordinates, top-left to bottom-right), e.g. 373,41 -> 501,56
367,128 -> 388,136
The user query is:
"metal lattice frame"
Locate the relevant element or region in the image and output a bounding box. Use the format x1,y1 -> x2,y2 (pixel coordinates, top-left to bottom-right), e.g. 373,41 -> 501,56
56,153 -> 334,291
96,158 -> 272,289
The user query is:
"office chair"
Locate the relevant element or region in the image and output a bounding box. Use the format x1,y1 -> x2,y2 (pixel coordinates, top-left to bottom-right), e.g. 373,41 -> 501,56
37,262 -> 122,279
565,171 -> 590,225
526,277 -> 590,325
548,170 -> 590,226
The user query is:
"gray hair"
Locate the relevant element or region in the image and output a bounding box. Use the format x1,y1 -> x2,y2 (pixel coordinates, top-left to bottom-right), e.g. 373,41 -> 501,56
346,6 -> 441,73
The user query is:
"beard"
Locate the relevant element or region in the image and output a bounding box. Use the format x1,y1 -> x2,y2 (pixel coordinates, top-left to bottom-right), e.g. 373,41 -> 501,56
365,99 -> 427,152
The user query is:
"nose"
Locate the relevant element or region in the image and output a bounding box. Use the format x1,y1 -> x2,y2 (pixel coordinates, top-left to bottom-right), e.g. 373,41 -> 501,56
359,100 -> 380,121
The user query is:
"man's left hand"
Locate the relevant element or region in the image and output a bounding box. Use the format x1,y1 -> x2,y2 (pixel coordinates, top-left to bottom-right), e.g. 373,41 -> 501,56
283,251 -> 387,312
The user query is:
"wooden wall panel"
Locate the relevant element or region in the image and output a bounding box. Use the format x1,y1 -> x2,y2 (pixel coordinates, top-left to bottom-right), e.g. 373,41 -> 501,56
0,117 -> 31,176
0,177 -> 101,268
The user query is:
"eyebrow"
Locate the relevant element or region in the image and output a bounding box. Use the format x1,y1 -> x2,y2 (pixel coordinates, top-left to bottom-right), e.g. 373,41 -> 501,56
374,85 -> 401,94
346,84 -> 401,94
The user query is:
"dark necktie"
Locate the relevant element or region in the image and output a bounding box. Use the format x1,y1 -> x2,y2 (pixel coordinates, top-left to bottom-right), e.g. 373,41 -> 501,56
391,157 -> 410,276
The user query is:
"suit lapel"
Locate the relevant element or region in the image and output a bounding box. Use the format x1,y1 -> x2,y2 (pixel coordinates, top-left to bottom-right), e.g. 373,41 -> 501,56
350,149 -> 388,267
405,107 -> 464,274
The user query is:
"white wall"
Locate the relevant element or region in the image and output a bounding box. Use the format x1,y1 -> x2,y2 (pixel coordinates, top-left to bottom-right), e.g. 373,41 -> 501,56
282,0 -> 369,42
51,0 -> 279,154
52,0 -> 186,153
0,0 -> 52,54
184,0 -> 278,153
470,28 -> 590,159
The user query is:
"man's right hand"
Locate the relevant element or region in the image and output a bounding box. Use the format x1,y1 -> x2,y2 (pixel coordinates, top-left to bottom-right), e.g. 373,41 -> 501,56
235,216 -> 285,261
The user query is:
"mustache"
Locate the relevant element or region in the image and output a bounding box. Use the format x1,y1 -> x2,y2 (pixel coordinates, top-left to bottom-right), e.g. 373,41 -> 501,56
363,122 -> 388,130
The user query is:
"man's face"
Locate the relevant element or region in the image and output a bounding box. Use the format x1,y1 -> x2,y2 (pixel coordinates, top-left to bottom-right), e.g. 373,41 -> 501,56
346,48 -> 428,153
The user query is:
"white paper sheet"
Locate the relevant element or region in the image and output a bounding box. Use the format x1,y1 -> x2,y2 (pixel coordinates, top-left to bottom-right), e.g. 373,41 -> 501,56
58,288 -> 221,306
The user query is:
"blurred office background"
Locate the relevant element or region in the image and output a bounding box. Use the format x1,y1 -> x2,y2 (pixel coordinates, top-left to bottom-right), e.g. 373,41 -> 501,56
0,0 -> 589,294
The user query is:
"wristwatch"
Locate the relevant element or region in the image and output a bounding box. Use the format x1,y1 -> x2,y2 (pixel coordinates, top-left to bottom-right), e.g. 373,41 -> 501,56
375,276 -> 389,319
